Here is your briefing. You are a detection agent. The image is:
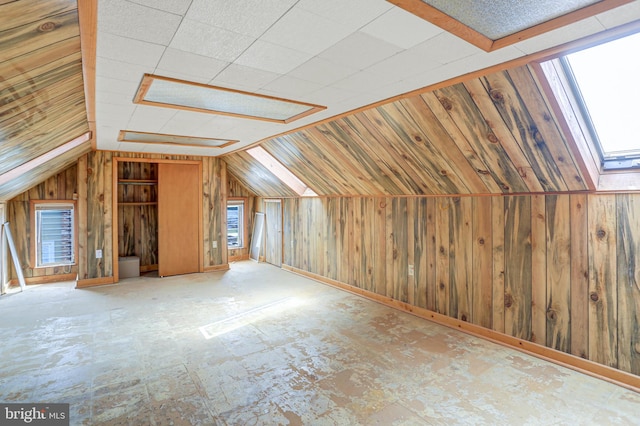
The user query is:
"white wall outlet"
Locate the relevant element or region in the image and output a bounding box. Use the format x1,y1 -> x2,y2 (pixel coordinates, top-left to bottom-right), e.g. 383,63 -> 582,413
408,264 -> 414,276
96,249 -> 102,259
212,240 -> 218,249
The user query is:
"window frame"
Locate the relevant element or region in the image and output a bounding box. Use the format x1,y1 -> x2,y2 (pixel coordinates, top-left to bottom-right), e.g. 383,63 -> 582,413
31,200 -> 77,269
558,34 -> 640,171
226,198 -> 247,249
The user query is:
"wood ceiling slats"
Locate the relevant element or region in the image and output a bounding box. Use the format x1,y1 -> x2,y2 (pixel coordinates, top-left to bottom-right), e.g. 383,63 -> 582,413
0,37 -> 81,81
506,66 -> 587,191
432,84 -> 530,193
0,0 -> 77,32
224,152 -> 299,197
0,9 -> 79,61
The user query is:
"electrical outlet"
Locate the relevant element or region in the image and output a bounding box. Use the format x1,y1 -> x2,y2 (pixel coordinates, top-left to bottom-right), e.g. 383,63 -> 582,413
408,264 -> 414,276
212,240 -> 218,249
96,249 -> 102,259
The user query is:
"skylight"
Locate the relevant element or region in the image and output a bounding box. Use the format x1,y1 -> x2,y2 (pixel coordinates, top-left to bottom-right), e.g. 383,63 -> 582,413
134,74 -> 326,124
564,31 -> 640,167
247,147 -> 317,196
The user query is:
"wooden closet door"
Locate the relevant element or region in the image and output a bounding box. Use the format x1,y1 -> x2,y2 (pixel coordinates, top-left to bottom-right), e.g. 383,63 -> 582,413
265,200 -> 282,267
158,163 -> 200,277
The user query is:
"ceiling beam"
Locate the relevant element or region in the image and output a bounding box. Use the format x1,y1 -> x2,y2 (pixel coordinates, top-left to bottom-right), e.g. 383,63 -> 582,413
78,0 -> 97,150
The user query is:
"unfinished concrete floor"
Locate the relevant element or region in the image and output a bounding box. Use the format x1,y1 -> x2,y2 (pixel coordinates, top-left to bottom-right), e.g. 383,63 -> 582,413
0,261 -> 638,425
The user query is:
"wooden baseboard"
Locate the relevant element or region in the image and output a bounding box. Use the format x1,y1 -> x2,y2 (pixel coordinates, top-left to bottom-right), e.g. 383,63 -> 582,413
282,265 -> 640,393
76,276 -> 115,288
229,254 -> 250,262
9,273 -> 77,286
140,264 -> 158,273
203,264 -> 230,273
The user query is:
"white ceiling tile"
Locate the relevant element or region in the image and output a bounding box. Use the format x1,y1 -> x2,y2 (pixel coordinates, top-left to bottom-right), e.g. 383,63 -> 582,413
259,76 -> 323,99
95,76 -> 141,96
211,64 -> 280,91
360,7 -> 444,49
364,47 -> 441,80
96,57 -> 153,83
96,102 -> 137,117
98,0 -> 181,45
332,70 -> 398,93
170,19 -> 256,62
409,32 -> 482,65
318,32 -> 403,70
597,1 -> 640,28
153,69 -> 211,85
304,86 -> 360,105
97,32 -> 165,67
287,57 -> 359,86
185,0 -> 297,38
157,48 -> 229,81
261,8 -> 352,56
514,17 -> 605,55
129,0 -> 193,15
235,40 -> 313,74
96,90 -> 134,106
127,106 -> 179,131
297,0 -> 392,30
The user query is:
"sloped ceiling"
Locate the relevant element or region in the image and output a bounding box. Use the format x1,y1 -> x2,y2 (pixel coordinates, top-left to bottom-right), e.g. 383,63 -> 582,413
0,0 -> 91,202
224,64 -> 589,197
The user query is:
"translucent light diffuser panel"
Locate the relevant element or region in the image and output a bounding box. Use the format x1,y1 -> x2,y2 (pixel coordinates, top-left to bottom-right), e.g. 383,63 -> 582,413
387,0 -> 630,51
118,130 -> 238,149
134,74 -> 326,123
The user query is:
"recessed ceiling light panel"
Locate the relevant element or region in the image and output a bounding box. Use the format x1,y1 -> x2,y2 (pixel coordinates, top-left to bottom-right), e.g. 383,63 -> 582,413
134,74 -> 326,123
118,130 -> 238,149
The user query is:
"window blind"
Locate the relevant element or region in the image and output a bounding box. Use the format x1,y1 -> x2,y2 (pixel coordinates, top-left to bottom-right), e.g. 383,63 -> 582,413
36,204 -> 74,267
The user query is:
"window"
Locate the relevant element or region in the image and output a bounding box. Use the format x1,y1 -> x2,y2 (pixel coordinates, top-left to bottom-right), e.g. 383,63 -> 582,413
562,30 -> 640,170
34,203 -> 75,268
227,200 -> 245,249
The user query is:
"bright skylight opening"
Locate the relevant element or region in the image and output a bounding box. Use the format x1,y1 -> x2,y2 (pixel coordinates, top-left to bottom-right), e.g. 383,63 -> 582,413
565,32 -> 640,159
247,147 -> 317,197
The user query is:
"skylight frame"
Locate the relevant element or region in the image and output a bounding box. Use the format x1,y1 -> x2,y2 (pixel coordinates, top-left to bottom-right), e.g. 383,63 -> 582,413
246,146 -> 317,197
387,0 -> 632,51
559,32 -> 640,171
118,130 -> 238,149
133,74 -> 326,124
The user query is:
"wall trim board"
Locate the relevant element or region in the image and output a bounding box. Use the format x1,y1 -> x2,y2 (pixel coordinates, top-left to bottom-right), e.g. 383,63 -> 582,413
76,276 -> 114,288
9,273 -> 77,286
282,264 -> 640,393
204,264 -> 230,273
229,254 -> 250,262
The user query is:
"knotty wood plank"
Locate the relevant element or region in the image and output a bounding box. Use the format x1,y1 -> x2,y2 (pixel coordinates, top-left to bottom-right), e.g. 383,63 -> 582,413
509,66 -> 587,191
351,197 -> 363,287
570,194 -> 589,359
77,154 -> 87,279
433,84 -> 529,193
545,195 -> 571,352
531,194 -> 546,345
338,198 -> 350,284
373,198 -> 387,296
407,198 -> 416,306
472,196 -> 493,328
435,198 -> 450,315
392,197 -> 409,302
425,199 -> 437,312
400,96 -> 490,194
361,197 -> 376,292
1,0 -> 76,32
385,197 -> 395,298
504,196 -> 532,340
616,194 -> 640,375
588,194 -> 618,368
449,197 -> 472,322
413,198 -> 428,309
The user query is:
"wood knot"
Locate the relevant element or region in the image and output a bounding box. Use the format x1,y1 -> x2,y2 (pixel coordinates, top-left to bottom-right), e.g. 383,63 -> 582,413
543,112 -> 552,122
461,314 -> 467,322
478,169 -> 491,175
439,97 -> 453,111
439,283 -> 445,290
546,309 -> 557,321
379,202 -> 387,208
634,342 -> 640,354
439,246 -> 445,255
415,135 -> 423,142
439,170 -> 448,176
487,133 -> 499,143
557,156 -> 565,163
504,293 -> 513,308
590,292 -> 599,302
596,229 -> 606,239
574,175 -> 582,183
501,184 -> 510,191
490,90 -> 504,102
38,22 -> 57,32
478,238 -> 485,245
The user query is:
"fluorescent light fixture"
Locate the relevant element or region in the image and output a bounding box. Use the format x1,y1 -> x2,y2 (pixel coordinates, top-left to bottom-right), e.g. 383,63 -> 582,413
247,146 -> 317,196
134,74 -> 326,123
387,0 -> 630,51
118,130 -> 238,148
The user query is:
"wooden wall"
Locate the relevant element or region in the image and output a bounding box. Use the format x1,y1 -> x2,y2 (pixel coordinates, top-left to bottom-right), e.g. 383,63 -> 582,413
227,173 -> 257,261
7,164 -> 78,282
282,194 -> 640,376
77,151 -> 228,282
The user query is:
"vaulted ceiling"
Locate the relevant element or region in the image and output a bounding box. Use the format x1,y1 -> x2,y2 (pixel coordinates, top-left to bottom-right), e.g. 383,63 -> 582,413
2,0 -> 640,201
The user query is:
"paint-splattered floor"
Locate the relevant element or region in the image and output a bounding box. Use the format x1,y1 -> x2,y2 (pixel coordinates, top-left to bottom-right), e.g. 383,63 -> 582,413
1,261 -> 638,425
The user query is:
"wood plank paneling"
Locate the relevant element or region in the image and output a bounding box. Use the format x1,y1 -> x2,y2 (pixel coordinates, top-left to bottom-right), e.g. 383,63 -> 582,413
531,194 -> 547,345
570,194 -> 589,359
473,196 -> 493,328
